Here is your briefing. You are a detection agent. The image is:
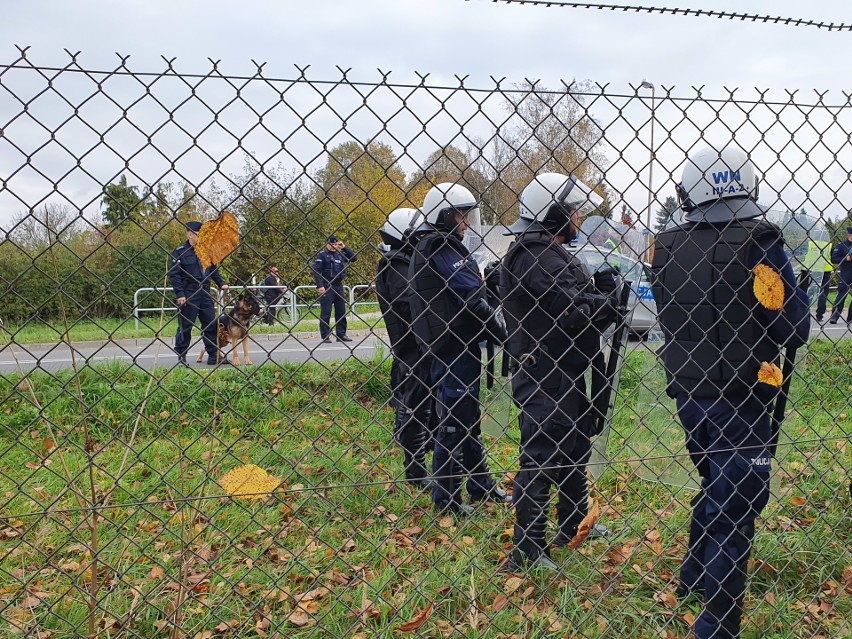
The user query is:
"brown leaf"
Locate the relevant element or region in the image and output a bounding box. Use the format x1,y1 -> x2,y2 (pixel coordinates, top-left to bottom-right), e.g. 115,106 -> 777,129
438,516 -> 454,529
763,592 -> 776,607
682,612 -> 696,625
294,587 -> 329,603
41,438 -> 56,454
490,594 -> 510,612
19,595 -> 43,608
149,566 -> 165,580
654,591 -> 677,609
567,500 -> 601,549
790,496 -> 807,507
397,603 -> 433,633
503,576 -> 523,595
195,211 -> 240,270
286,609 -> 313,627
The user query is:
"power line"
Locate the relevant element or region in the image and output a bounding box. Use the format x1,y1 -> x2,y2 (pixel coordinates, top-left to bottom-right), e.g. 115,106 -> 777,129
474,1 -> 852,31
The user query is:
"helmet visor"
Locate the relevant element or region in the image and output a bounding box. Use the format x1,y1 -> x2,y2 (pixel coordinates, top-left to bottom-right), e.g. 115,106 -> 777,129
559,176 -> 604,216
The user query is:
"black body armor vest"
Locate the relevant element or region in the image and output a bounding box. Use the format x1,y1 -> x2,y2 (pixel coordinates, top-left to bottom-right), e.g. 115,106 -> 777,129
651,218 -> 782,398
408,232 -> 482,353
501,234 -> 600,373
376,248 -> 416,357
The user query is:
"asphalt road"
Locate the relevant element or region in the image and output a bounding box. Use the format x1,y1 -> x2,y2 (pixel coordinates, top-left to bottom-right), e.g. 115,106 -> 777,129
0,322 -> 848,374
0,332 -> 389,373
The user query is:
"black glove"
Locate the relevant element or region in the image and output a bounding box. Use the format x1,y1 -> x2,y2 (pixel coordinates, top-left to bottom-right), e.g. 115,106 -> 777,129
586,293 -> 618,328
594,267 -> 618,295
486,312 -> 509,344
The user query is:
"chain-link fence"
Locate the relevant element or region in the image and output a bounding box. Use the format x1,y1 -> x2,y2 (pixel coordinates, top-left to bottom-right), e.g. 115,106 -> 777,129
1,49 -> 850,639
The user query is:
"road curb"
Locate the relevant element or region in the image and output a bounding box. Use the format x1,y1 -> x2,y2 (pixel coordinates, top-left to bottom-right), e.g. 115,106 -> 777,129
1,328 -> 388,353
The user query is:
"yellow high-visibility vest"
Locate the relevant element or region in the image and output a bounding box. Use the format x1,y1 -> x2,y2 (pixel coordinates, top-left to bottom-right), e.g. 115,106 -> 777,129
803,239 -> 832,272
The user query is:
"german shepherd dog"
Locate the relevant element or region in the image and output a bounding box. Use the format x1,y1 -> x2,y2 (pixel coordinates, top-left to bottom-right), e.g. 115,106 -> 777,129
197,291 -> 263,366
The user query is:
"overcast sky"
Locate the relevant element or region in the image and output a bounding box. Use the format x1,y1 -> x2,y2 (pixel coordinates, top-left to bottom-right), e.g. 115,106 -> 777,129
3,0 -> 852,229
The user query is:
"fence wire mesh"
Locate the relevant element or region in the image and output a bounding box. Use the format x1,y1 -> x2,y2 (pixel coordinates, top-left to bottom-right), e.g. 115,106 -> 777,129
0,49 -> 850,639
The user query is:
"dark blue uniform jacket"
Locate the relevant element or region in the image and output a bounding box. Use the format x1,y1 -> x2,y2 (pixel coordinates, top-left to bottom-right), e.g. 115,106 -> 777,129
312,247 -> 357,288
168,242 -> 224,299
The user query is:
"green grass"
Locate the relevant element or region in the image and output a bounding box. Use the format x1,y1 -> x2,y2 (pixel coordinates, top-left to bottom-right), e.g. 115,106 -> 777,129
1,303 -> 385,345
0,343 -> 849,638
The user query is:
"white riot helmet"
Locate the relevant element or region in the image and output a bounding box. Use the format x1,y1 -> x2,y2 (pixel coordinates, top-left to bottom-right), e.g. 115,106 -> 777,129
677,145 -> 764,223
379,207 -> 420,250
509,172 -> 604,236
421,183 -> 481,237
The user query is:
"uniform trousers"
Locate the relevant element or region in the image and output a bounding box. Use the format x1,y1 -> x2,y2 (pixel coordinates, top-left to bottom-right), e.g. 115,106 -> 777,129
511,360 -> 593,561
319,285 -> 347,338
676,396 -> 772,639
430,341 -> 496,507
175,291 -> 218,359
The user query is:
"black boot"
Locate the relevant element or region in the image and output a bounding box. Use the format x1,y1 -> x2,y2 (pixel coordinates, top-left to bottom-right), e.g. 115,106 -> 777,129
397,408 -> 429,487
513,469 -> 552,563
432,428 -> 464,513
698,525 -> 754,639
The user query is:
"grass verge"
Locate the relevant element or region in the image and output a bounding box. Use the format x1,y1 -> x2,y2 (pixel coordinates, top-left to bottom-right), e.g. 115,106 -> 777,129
0,342 -> 849,638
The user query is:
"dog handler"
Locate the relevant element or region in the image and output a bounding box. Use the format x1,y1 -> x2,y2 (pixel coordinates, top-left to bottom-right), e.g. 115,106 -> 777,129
169,220 -> 230,366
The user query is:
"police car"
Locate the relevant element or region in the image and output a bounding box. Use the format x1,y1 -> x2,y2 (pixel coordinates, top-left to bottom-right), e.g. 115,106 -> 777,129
568,244 -> 658,335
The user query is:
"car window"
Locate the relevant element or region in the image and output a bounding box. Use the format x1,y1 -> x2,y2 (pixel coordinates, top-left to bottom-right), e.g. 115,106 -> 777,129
575,248 -> 642,284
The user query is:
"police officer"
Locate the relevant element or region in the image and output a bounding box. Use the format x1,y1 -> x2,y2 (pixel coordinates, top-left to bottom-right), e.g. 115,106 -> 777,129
500,173 -> 615,572
312,235 -> 358,343
652,145 -> 810,639
376,208 -> 434,488
408,183 -> 510,515
169,220 -> 230,366
828,227 -> 852,324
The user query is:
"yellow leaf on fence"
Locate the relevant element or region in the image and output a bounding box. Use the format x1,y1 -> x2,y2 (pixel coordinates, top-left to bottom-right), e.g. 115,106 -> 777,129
757,362 -> 783,387
219,464 -> 280,501
195,210 -> 239,270
567,500 -> 601,550
753,264 -> 784,311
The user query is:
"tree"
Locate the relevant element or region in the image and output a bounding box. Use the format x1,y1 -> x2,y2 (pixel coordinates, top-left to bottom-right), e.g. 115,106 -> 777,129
312,140 -> 411,282
101,175 -> 146,227
481,81 -> 612,226
654,195 -> 679,231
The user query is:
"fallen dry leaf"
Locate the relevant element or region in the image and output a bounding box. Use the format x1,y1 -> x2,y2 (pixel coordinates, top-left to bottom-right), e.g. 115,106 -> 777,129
790,496 -> 807,507
567,500 -> 601,550
490,594 -> 510,612
654,591 -> 677,609
286,608 -> 313,627
149,566 -> 165,580
504,576 -> 523,595
397,603 -> 433,633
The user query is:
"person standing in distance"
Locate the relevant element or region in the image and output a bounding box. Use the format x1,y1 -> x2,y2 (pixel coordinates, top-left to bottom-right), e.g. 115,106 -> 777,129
652,145 -> 810,639
261,266 -> 287,325
408,183 -> 510,516
312,235 -> 357,343
376,207 -> 434,489
500,173 -> 615,572
828,226 -> 852,324
169,220 -> 230,366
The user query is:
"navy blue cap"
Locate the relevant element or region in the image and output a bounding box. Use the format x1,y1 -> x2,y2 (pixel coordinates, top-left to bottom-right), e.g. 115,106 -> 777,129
847,227 -> 852,234
327,235 -> 338,244
186,221 -> 203,233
